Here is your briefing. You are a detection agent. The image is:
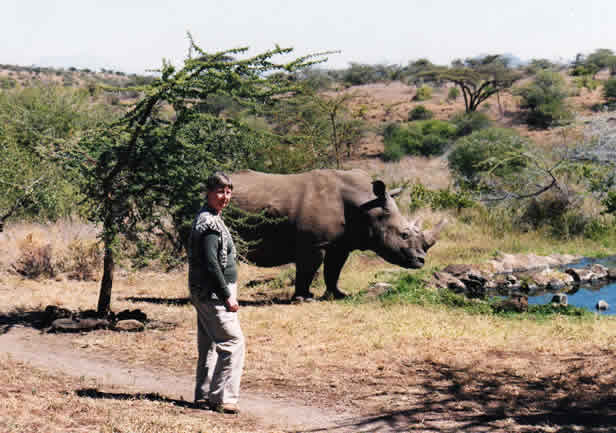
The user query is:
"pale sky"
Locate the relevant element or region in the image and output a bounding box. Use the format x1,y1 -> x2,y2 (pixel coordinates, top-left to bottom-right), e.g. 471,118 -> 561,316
4,0 -> 616,74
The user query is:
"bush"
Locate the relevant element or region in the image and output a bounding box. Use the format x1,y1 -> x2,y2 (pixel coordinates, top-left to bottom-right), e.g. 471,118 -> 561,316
13,235 -> 55,279
413,85 -> 433,101
603,78 -> 616,102
448,128 -> 529,189
515,70 -> 572,128
408,183 -> 475,212
382,120 -> 456,161
408,105 -> 433,121
447,86 -> 460,101
449,111 -> 492,137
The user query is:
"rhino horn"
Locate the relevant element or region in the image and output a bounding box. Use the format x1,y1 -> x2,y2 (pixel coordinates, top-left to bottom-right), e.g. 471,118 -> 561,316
424,219 -> 448,248
389,187 -> 403,197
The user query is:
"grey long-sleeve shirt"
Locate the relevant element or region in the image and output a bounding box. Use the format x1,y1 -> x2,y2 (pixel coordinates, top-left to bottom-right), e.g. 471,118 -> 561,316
188,206 -> 237,302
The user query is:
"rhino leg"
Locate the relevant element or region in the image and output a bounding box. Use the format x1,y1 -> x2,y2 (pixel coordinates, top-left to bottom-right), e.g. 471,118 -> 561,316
323,247 -> 350,299
293,248 -> 324,300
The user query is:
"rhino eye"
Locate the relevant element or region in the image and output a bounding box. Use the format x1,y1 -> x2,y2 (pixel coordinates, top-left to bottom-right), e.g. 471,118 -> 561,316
401,232 -> 409,240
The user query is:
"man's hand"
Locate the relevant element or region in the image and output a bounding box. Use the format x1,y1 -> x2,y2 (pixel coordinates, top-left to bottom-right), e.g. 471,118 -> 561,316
224,297 -> 239,312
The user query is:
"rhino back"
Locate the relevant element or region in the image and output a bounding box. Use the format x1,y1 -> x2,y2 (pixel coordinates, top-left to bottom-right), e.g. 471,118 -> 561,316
230,169 -> 372,244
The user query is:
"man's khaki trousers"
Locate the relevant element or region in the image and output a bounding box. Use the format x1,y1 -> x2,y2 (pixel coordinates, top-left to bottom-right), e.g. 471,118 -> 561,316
191,283 -> 244,405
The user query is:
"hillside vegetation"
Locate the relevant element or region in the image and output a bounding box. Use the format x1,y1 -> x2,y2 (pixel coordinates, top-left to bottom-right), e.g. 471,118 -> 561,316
3,46 -> 616,433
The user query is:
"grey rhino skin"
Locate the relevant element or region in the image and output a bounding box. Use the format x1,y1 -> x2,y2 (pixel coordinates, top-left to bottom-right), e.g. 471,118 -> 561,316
229,169 -> 445,300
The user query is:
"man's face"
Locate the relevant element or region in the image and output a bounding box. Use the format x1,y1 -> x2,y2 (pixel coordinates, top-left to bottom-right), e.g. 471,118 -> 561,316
207,186 -> 233,213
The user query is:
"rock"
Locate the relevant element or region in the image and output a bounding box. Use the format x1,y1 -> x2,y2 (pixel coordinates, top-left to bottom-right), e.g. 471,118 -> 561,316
608,268 -> 616,280
551,293 -> 568,306
590,264 -> 608,279
114,319 -> 145,332
494,295 -> 528,313
116,309 -> 147,323
596,300 -> 609,311
432,272 -> 466,292
42,305 -> 73,327
50,318 -> 110,333
441,264 -> 474,277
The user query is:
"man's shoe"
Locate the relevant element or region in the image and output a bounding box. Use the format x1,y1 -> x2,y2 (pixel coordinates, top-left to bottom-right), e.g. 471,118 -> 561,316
210,402 -> 240,414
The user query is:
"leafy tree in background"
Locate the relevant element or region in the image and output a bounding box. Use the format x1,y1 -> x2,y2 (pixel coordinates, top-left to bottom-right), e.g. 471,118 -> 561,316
420,55 -> 521,113
515,70 -> 572,128
0,85 -> 112,231
67,36 -> 328,314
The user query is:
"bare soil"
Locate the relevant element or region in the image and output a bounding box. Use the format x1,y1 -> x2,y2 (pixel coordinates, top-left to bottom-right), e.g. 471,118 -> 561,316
3,308 -> 616,432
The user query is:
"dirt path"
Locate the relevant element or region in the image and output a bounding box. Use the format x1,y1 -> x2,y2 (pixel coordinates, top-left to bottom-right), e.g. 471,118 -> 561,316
0,326 -> 403,432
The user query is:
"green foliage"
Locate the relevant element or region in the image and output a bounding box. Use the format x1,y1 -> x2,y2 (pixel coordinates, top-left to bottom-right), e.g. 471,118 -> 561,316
408,183 -> 476,212
382,120 -> 456,161
380,273 -> 493,314
515,70 -> 572,128
574,75 -> 600,91
447,86 -> 460,101
449,111 -> 492,137
525,58 -> 558,75
408,105 -> 433,121
0,85 -> 112,228
603,78 -> 616,102
448,128 -> 529,189
420,55 -> 521,112
413,85 -> 432,101
338,63 -> 397,86
69,36 -> 329,313
602,191 -> 616,214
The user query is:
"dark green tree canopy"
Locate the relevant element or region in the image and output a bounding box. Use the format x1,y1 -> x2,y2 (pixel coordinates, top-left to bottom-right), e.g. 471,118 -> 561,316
420,55 -> 521,113
67,36 -> 329,313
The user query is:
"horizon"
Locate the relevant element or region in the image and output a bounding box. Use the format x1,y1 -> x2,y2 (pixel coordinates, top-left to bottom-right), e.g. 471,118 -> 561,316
4,1 -> 616,75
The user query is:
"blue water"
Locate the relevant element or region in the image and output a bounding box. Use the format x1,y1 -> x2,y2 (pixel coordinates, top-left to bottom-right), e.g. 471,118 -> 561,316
527,256 -> 616,315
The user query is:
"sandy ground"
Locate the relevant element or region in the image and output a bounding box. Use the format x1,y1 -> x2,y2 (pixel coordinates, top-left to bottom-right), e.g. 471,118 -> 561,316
0,326 -> 412,432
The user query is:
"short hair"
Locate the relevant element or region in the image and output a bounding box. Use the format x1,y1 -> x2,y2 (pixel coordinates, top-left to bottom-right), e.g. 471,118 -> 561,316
206,171 -> 233,192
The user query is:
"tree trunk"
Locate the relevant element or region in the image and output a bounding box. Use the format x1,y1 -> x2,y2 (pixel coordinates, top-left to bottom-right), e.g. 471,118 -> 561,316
97,238 -> 115,314
97,207 -> 116,315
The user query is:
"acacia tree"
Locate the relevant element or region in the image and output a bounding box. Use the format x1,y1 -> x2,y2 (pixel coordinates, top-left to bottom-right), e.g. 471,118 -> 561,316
421,55 -> 521,113
69,36 -> 327,313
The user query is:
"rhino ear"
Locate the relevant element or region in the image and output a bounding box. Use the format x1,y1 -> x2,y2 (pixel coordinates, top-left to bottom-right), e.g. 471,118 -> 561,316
372,180 -> 386,198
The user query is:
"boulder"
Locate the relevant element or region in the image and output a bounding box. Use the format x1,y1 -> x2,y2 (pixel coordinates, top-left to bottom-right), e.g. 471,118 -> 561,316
590,264 -> 609,279
50,318 -> 110,333
608,268 -> 616,280
494,294 -> 529,313
116,309 -> 148,323
114,319 -> 145,332
596,300 -> 609,311
432,271 -> 466,292
551,293 -> 568,307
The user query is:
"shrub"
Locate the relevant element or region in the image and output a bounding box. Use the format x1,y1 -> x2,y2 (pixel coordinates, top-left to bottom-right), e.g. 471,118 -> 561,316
413,85 -> 433,101
66,240 -> 101,281
408,183 -> 475,212
449,111 -> 492,137
603,78 -> 616,102
515,70 -> 572,128
382,120 -> 456,161
13,234 -> 55,279
408,105 -> 433,121
447,86 -> 460,101
448,128 -> 529,189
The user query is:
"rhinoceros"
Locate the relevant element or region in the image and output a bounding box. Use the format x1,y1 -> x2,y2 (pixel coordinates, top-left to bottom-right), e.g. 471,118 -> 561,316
229,169 -> 446,300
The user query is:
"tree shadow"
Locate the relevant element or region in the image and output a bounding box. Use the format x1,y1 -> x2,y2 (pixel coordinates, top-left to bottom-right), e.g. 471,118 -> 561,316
122,296 -> 297,307
0,308 -> 50,334
304,351 -> 616,433
75,388 -> 196,409
122,296 -> 192,306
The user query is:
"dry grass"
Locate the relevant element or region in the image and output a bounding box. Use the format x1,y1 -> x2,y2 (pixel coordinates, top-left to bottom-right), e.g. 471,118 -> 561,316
0,356 -> 259,433
2,216 -> 616,430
